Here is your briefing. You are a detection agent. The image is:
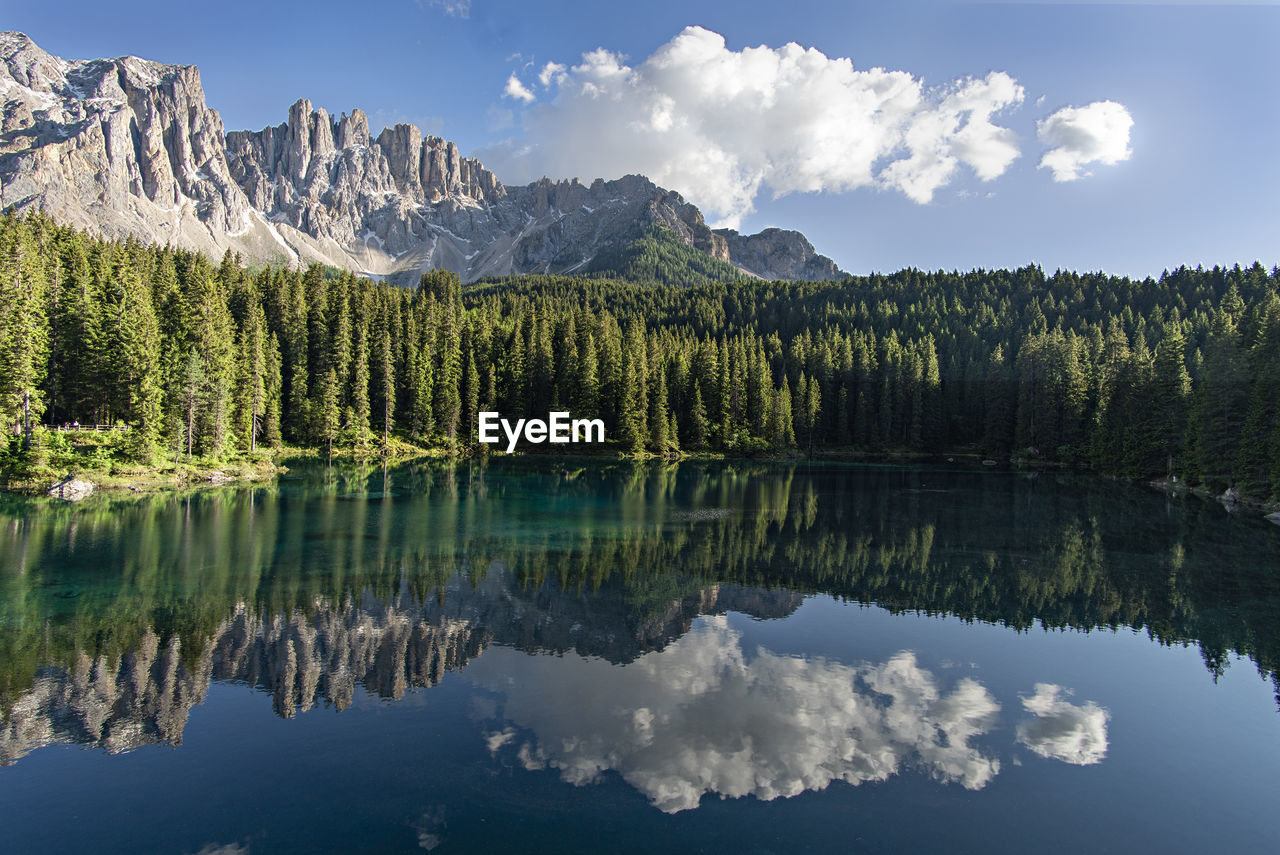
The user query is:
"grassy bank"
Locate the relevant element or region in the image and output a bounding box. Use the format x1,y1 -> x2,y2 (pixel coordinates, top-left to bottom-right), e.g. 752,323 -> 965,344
1,427 -> 286,496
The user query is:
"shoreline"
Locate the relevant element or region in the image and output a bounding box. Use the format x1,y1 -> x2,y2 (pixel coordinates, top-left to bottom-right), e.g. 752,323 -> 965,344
7,443 -> 1278,520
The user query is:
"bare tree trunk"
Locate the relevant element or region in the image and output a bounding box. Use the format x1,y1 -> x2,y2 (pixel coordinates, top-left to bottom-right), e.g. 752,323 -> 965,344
22,390 -> 31,451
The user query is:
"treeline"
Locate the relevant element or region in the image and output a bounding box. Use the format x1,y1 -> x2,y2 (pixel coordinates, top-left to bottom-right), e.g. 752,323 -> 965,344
1,211 -> 1278,498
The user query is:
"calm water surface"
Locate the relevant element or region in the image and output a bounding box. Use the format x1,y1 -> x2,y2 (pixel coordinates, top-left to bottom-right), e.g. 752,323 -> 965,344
1,460 -> 1279,853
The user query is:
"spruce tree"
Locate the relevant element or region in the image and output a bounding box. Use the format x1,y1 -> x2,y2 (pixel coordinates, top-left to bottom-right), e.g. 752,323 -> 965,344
0,216 -> 49,446
320,367 -> 339,457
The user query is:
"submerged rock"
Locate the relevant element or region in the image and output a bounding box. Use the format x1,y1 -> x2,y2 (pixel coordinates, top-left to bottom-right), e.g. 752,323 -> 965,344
1265,512 -> 1280,527
47,476 -> 95,501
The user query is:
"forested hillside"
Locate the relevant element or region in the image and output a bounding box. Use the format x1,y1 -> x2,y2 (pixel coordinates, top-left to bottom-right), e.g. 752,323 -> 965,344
2,212 -> 1277,500
582,225 -> 748,287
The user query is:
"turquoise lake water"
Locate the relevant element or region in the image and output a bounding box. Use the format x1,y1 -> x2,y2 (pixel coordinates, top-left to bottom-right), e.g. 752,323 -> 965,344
1,459 -> 1278,853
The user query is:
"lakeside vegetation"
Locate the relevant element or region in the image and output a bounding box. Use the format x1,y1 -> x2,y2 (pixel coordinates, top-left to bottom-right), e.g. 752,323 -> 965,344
1,212 -> 1277,502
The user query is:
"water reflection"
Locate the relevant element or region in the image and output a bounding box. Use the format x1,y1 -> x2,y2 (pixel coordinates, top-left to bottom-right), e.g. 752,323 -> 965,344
0,458 -> 1275,783
0,566 -> 799,766
0,599 -> 484,765
473,617 -> 1008,812
1016,683 -> 1110,765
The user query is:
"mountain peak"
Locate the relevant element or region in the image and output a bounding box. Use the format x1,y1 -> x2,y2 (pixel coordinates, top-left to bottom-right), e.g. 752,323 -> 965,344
1,34 -> 845,283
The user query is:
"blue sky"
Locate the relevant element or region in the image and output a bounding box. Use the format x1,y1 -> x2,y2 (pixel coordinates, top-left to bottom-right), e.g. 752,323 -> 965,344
5,0 -> 1278,277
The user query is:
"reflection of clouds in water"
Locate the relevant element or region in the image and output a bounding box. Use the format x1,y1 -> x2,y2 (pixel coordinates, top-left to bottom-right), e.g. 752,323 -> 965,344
1016,683 -> 1109,765
412,805 -> 448,852
473,616 -> 1002,813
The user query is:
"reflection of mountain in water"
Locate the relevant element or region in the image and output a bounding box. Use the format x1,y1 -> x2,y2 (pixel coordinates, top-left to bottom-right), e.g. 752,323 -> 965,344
1,458 -> 1276,767
0,600 -> 482,765
0,568 -> 801,765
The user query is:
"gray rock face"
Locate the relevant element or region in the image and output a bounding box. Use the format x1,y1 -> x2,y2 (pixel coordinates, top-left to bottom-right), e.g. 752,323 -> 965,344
715,227 -> 846,281
0,31 -> 250,259
1,33 -> 845,283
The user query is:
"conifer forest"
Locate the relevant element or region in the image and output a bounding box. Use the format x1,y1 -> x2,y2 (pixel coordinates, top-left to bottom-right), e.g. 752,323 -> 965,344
1,212 -> 1277,501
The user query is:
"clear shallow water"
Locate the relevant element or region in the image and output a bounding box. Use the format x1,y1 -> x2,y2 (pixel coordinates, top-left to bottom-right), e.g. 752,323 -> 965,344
1,460 -> 1278,854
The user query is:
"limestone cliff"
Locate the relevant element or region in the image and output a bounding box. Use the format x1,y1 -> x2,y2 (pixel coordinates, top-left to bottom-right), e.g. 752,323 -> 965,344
1,32 -> 845,283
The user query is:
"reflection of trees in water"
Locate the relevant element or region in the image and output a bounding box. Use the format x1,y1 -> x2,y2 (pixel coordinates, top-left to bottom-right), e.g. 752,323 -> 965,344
0,568 -> 800,764
1,458 -> 1278,734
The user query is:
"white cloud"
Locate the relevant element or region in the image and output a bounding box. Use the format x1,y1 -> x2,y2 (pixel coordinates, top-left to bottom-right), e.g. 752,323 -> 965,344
1037,100 -> 1133,182
503,73 -> 536,104
1016,683 -> 1110,765
479,26 -> 1036,227
538,62 -> 567,88
469,617 -> 1003,813
419,0 -> 470,18
880,72 -> 1024,203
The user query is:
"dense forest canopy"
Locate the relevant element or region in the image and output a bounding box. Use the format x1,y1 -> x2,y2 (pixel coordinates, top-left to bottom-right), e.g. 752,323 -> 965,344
1,211 -> 1277,499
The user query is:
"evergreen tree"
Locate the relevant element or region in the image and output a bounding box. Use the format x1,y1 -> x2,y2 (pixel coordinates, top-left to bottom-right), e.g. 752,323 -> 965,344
378,325 -> 396,447
319,367 -> 339,457
0,216 -> 49,446
1188,310 -> 1250,488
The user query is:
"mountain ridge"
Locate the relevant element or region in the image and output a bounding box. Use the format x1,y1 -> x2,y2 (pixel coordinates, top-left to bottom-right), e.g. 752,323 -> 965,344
0,32 -> 844,284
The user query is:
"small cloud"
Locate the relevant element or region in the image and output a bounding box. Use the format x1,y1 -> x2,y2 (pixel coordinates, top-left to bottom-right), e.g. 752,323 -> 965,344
418,0 -> 470,18
503,73 -> 536,104
1037,100 -> 1133,182
539,61 -> 567,88
1016,683 -> 1110,765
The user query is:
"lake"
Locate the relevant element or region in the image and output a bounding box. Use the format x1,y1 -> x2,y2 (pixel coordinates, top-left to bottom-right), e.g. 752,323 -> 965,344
2,459 -> 1279,854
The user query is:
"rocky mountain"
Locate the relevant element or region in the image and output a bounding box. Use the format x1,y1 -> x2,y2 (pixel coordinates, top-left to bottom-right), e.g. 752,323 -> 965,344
0,32 -> 844,284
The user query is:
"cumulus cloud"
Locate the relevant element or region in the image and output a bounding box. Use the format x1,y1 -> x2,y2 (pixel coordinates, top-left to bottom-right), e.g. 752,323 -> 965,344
480,26 -> 1035,227
469,617 -> 1003,813
1037,100 -> 1133,182
1016,683 -> 1110,765
503,73 -> 536,104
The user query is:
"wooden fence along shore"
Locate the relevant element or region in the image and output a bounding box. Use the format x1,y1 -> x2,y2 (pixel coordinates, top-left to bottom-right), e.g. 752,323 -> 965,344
10,424 -> 133,435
